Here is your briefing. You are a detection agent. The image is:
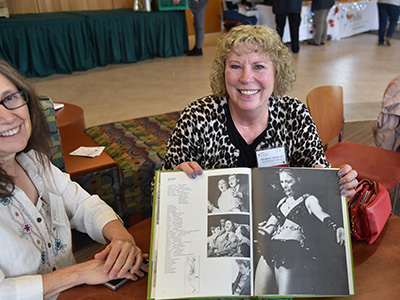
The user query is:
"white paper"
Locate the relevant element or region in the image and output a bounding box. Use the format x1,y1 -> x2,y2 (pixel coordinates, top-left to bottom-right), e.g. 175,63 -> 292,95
69,146 -> 105,158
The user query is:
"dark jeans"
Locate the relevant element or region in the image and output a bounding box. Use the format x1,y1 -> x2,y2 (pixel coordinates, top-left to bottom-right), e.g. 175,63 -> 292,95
275,13 -> 301,53
377,3 -> 400,44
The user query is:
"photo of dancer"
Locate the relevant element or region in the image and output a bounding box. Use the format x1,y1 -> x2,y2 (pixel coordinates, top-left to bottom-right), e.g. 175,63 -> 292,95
208,174 -> 249,213
207,214 -> 250,258
253,168 -> 349,296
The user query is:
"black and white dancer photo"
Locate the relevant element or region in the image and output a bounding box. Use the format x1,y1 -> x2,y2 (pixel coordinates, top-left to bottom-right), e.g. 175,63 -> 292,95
253,167 -> 349,296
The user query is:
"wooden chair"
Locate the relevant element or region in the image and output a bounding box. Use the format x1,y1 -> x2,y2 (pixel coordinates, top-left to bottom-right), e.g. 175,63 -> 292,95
306,86 -> 400,212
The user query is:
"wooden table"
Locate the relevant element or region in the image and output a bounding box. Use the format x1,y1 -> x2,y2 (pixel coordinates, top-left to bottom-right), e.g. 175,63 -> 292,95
59,216 -> 400,299
55,102 -> 85,131
58,125 -> 116,178
59,218 -> 151,300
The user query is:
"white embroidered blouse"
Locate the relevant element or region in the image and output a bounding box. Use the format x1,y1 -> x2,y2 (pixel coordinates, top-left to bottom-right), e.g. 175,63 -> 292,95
0,150 -> 118,299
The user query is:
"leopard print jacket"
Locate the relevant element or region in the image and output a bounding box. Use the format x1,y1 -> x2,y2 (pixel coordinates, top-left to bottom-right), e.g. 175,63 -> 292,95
161,95 -> 329,170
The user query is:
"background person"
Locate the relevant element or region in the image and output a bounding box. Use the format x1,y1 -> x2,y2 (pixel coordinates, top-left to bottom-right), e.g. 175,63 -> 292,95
306,0 -> 335,46
0,59 -> 147,299
174,0 -> 209,56
223,0 -> 258,32
160,25 -> 357,198
377,0 -> 400,46
272,0 -> 303,53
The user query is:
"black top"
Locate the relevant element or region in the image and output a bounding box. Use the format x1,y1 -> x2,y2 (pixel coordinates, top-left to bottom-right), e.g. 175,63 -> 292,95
226,105 -> 267,168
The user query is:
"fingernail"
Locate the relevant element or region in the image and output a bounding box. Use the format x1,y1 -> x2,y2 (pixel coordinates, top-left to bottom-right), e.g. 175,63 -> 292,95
109,274 -> 115,279
339,180 -> 345,185
197,169 -> 202,175
339,185 -> 345,190
340,190 -> 346,195
338,172 -> 343,177
191,173 -> 197,179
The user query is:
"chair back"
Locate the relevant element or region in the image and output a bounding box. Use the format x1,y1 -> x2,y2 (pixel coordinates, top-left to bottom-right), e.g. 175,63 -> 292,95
306,85 -> 344,147
38,95 -> 66,171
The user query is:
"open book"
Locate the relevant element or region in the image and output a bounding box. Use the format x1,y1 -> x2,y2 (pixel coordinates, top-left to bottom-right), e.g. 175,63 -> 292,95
149,167 -> 354,299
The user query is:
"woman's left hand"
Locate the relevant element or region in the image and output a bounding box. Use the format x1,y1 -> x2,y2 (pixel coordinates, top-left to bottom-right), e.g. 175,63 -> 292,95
95,220 -> 148,280
337,164 -> 358,198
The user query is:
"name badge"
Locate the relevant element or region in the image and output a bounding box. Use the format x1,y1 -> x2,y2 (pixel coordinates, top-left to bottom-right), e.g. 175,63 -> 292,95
256,146 -> 288,168
49,193 -> 68,227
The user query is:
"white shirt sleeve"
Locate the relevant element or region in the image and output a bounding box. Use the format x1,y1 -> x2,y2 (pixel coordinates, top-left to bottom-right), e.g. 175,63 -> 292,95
0,270 -> 43,300
45,157 -> 118,244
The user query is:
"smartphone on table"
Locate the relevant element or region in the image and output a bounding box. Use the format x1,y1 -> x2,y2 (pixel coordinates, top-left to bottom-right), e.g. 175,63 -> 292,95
103,258 -> 149,290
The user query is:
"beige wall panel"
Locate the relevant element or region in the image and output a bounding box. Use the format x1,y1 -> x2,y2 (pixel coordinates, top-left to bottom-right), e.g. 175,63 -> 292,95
186,0 -> 221,35
37,0 -> 113,12
7,0 -> 39,14
113,0 -> 133,9
37,0 -> 62,12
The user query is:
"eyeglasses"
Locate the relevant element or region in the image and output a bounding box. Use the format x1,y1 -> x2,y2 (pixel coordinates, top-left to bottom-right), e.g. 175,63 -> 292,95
0,91 -> 28,110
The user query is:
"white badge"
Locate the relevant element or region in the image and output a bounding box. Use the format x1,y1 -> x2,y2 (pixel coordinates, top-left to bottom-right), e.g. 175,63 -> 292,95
49,193 -> 69,227
256,146 -> 288,168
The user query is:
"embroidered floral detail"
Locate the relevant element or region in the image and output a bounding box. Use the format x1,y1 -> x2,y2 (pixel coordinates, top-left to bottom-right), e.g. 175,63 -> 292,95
55,239 -> 67,254
1,197 -> 10,206
19,222 -> 32,238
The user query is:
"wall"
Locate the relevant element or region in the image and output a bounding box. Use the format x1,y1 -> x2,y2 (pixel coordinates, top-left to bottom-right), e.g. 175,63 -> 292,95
7,0 -> 221,33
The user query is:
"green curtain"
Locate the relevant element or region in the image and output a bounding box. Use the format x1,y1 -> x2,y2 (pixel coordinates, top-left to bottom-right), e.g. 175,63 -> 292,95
0,9 -> 188,77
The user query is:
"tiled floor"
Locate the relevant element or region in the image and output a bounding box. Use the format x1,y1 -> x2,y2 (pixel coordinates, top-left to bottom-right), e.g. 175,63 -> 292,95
31,30 -> 399,128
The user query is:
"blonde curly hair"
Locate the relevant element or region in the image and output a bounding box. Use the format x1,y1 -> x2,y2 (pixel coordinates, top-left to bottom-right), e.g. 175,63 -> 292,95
210,25 -> 295,98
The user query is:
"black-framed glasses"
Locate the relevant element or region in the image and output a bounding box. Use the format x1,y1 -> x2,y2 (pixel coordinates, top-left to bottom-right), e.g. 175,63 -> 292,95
0,91 -> 28,110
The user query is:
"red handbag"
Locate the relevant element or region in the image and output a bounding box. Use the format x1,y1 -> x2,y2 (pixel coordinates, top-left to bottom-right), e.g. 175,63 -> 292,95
348,179 -> 392,245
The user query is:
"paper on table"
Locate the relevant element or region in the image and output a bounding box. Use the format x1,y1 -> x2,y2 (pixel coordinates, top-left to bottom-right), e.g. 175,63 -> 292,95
69,146 -> 105,158
53,102 -> 64,110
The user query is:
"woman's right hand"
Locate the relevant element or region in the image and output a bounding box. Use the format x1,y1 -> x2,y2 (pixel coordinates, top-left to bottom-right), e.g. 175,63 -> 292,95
175,162 -> 203,179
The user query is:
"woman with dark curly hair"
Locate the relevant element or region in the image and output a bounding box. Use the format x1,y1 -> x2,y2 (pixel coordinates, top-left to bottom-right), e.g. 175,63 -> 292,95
161,25 -> 357,199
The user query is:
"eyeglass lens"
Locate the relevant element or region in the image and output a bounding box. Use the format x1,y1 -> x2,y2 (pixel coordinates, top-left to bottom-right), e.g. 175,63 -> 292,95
1,91 -> 28,110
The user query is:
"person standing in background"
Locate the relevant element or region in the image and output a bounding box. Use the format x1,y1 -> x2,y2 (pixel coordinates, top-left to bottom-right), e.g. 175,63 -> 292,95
307,0 -> 335,46
377,0 -> 400,46
187,0 -> 209,56
272,0 -> 303,53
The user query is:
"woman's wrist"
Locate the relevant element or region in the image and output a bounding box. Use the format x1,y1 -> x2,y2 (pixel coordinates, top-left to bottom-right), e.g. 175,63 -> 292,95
323,217 -> 338,231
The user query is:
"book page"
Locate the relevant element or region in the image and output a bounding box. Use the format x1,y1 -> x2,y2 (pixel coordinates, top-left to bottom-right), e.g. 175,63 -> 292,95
251,167 -> 354,297
150,168 -> 253,299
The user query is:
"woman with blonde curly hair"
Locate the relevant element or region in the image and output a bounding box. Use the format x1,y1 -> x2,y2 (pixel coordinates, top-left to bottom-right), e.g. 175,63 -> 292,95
161,25 -> 358,198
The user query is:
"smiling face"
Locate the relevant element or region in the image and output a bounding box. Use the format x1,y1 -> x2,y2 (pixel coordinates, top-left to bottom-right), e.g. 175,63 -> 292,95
225,220 -> 234,232
0,74 -> 31,162
225,47 -> 275,114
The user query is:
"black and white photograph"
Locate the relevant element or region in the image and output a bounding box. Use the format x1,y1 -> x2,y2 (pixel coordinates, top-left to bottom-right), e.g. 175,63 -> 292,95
231,259 -> 251,296
207,214 -> 251,258
252,167 -> 350,296
207,173 -> 250,213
